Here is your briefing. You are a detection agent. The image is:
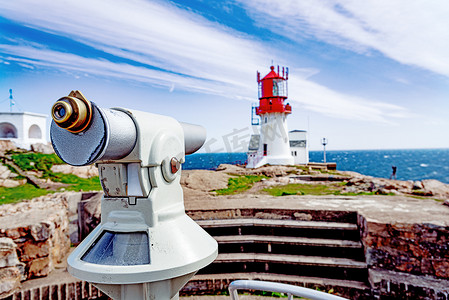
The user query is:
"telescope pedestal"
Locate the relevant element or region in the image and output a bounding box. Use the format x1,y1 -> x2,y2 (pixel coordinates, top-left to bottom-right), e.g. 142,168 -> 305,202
94,272 -> 195,300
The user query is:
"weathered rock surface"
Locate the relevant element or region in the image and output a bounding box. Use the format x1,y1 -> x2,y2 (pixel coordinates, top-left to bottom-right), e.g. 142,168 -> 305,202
0,164 -> 26,188
0,238 -> 24,297
0,140 -> 17,152
216,164 -> 298,177
50,164 -> 98,178
0,178 -> 26,188
337,171 -> 449,200
0,164 -> 11,180
360,217 -> 449,280
181,170 -> 230,199
0,193 -> 72,281
187,164 -> 449,203
422,179 -> 449,199
0,266 -> 22,298
30,143 -> 54,154
0,238 -> 23,271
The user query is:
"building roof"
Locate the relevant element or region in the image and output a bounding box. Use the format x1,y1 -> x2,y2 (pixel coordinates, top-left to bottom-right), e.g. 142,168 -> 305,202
0,111 -> 48,118
261,66 -> 284,80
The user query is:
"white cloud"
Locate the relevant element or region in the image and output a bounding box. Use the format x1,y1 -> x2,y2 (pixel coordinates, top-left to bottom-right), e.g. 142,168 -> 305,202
0,0 -> 265,89
237,0 -> 449,78
289,75 -> 411,123
17,63 -> 34,69
0,45 -> 238,95
0,0 -> 410,124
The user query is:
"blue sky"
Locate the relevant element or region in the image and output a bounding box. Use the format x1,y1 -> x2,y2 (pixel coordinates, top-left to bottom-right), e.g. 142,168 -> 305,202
0,0 -> 448,151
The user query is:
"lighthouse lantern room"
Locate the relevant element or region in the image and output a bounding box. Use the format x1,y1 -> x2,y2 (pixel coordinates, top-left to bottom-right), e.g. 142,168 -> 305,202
247,66 -> 295,168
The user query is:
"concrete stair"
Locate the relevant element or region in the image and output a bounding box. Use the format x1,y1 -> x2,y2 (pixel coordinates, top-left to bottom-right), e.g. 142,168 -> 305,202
193,216 -> 371,298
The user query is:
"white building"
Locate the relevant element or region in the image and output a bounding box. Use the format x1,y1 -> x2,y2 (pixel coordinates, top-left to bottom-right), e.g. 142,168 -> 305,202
289,130 -> 309,165
0,112 -> 48,150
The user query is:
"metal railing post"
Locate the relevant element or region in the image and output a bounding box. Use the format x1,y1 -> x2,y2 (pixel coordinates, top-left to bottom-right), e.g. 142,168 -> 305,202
228,280 -> 348,300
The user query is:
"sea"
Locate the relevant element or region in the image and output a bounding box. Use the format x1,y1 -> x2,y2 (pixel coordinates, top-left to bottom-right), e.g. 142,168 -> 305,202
183,149 -> 449,184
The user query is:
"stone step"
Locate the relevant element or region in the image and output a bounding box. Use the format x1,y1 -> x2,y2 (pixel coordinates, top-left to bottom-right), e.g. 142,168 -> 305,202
201,253 -> 368,282
214,235 -> 362,248
198,218 -> 360,241
213,253 -> 367,269
197,219 -> 358,231
190,272 -> 370,293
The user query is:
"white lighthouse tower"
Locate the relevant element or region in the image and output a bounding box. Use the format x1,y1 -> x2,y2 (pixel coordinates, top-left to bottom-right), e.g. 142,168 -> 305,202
247,66 -> 294,168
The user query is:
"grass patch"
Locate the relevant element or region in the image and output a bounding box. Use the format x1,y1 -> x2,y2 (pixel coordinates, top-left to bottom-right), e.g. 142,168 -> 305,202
0,184 -> 55,205
10,152 -> 64,177
337,190 -> 395,196
51,173 -> 102,192
9,151 -> 101,190
0,174 -> 102,205
215,175 -> 267,195
1,151 -> 102,204
1,163 -> 26,180
408,195 -> 443,202
263,183 -> 344,196
264,182 -> 397,197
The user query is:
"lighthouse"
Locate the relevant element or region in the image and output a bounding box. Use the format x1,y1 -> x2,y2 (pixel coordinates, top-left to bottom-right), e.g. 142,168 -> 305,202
247,66 -> 295,168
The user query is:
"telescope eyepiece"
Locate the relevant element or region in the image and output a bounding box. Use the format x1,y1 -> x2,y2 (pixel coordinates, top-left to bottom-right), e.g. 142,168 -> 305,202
51,91 -> 93,133
52,101 -> 71,122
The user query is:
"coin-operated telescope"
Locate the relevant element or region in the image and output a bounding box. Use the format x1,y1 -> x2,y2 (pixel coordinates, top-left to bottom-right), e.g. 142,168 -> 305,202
50,91 -> 218,300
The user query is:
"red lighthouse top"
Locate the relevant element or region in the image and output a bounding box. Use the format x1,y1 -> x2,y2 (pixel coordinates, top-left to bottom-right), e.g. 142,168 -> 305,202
256,66 -> 291,115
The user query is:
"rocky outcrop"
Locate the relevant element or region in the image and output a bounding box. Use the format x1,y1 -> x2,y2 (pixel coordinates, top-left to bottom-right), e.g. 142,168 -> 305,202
0,193 -> 72,284
0,140 -> 16,152
216,163 -> 298,177
339,172 -> 449,200
30,143 -> 54,154
344,175 -> 414,195
422,179 -> 449,199
181,170 -> 230,199
214,164 -> 449,202
50,164 -> 98,178
0,164 -> 26,188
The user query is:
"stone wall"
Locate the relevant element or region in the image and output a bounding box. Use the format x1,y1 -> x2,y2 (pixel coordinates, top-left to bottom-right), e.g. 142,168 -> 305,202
359,215 -> 449,297
0,193 -> 74,297
0,238 -> 24,298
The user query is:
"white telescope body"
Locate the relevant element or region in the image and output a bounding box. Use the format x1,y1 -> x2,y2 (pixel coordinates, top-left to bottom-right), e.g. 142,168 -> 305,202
50,91 -> 217,300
